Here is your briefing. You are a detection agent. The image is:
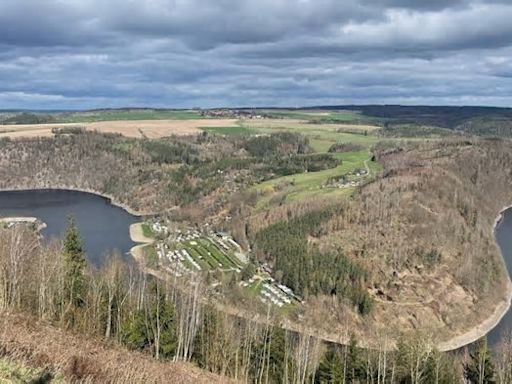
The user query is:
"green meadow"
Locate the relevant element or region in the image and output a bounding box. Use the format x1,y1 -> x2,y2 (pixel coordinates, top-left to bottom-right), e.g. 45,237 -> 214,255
59,109 -> 205,123
252,150 -> 380,208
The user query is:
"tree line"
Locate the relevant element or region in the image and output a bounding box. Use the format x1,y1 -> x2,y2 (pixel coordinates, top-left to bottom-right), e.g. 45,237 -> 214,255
253,205 -> 373,315
0,131 -> 340,218
1,220 -> 512,382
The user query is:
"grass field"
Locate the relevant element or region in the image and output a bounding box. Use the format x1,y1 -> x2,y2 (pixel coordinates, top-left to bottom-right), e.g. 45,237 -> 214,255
167,235 -> 243,273
141,223 -> 155,238
308,131 -> 378,152
59,109 -> 205,123
260,109 -> 366,122
197,116 -> 382,206
237,118 -> 380,152
201,125 -> 257,136
202,117 -> 380,153
252,150 -> 380,208
246,279 -> 263,295
143,245 -> 159,268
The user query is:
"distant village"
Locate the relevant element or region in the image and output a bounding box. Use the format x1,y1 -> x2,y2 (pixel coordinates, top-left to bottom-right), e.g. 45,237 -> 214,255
198,109 -> 267,119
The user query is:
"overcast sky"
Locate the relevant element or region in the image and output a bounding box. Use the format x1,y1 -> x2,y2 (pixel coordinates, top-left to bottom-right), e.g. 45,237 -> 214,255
1,0 -> 511,109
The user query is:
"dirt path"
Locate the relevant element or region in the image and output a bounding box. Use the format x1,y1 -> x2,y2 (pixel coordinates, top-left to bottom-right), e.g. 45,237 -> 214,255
363,158 -> 370,175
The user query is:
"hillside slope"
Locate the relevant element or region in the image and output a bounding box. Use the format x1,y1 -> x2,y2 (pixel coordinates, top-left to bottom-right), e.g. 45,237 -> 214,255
2,131 -> 512,349
0,312 -> 230,383
304,139 -> 512,345
241,139 -> 512,348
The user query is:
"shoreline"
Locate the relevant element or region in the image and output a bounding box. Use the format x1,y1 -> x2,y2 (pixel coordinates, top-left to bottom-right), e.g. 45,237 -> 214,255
0,187 -> 157,260
129,222 -> 154,243
438,280 -> 512,351
0,216 -> 47,232
129,223 -> 155,261
0,187 -> 156,217
438,204 -> 512,351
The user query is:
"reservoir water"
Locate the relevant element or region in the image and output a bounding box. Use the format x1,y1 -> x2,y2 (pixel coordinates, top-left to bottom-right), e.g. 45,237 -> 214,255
0,189 -> 138,266
487,208 -> 512,346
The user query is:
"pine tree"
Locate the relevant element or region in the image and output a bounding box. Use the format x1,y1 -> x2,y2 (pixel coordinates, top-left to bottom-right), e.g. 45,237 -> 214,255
121,283 -> 177,359
122,309 -> 148,350
63,216 -> 87,309
347,333 -> 363,382
241,262 -> 256,281
316,345 -> 344,383
267,327 -> 287,383
465,338 -> 495,384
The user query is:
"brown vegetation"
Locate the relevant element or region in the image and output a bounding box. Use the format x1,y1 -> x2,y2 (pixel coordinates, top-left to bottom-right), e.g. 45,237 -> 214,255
1,227 -> 512,383
0,131 -> 333,220
4,132 -> 512,380
0,311 -> 228,383
0,132 -> 235,215
2,130 -> 512,350
0,225 -> 329,383
0,224 -> 233,382
334,139 -> 512,342
240,139 -> 512,348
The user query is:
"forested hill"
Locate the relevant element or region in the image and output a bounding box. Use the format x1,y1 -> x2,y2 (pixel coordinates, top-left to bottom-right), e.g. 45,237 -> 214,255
238,105 -> 512,137
0,131 -> 335,215
298,104 -> 512,128
243,138 -> 512,345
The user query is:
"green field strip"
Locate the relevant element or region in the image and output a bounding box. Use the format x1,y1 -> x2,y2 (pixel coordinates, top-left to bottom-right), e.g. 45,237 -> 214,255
206,239 -> 240,267
192,243 -> 221,268
184,246 -> 210,270
199,239 -> 236,268
59,110 -> 205,123
198,241 -> 231,268
196,240 -> 222,263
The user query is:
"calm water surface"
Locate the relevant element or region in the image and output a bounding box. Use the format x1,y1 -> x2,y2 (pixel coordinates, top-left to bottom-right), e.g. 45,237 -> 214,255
487,207 -> 512,346
0,189 -> 138,266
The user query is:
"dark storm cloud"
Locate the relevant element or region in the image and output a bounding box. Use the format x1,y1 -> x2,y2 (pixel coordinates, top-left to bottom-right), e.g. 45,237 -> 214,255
0,1 -> 103,47
0,0 -> 511,108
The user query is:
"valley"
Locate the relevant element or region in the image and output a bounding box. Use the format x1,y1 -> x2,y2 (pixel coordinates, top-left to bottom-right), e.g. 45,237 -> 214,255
3,106 -> 512,382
